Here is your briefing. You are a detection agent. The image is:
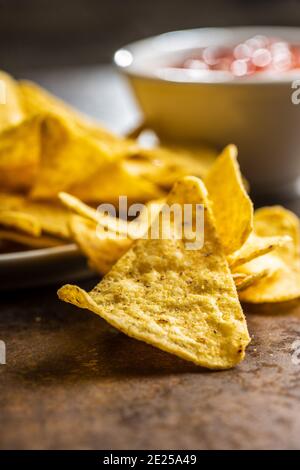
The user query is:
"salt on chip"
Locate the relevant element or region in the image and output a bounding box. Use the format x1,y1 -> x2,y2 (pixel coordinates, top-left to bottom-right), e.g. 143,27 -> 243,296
204,144 -> 253,254
238,206 -> 300,303
58,176 -> 250,369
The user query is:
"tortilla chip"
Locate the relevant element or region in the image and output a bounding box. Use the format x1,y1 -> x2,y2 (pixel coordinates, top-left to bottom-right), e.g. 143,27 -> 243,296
69,159 -> 165,204
0,230 -> 65,248
59,191 -> 128,235
69,215 -> 132,275
19,80 -> 118,142
29,114 -> 117,200
233,269 -> 270,291
0,71 -> 24,131
0,192 -> 70,239
0,211 -> 41,236
58,176 -> 250,369
124,144 -> 217,189
228,233 -> 291,269
238,206 -> 300,303
68,199 -> 165,274
0,115 -> 41,191
204,144 -> 253,254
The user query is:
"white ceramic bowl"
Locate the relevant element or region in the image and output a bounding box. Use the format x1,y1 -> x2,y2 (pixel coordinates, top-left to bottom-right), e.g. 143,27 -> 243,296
115,27 -> 300,197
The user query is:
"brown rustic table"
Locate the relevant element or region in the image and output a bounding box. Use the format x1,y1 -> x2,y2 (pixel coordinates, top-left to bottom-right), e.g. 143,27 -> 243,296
0,67 -> 300,450
1,280 -> 300,449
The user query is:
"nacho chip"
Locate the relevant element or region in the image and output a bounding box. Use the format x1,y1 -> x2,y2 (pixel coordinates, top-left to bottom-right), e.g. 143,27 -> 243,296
29,114 -> 116,200
204,144 -> 253,254
0,211 -> 41,237
58,176 -> 250,369
0,192 -> 70,239
124,144 -> 217,189
69,215 -> 132,275
0,115 -> 41,191
0,71 -> 24,130
228,233 -> 291,269
69,159 -> 165,204
20,80 -> 118,142
59,191 -> 128,235
59,191 -> 164,238
233,269 -> 270,291
68,199 -> 165,274
238,206 -> 300,303
0,230 -> 64,248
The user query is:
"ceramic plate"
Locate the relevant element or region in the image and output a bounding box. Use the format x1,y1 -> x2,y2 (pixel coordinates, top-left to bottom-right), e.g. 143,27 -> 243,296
0,244 -> 93,290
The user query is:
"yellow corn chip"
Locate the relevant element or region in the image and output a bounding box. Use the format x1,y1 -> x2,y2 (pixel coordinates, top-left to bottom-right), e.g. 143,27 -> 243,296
0,211 -> 41,237
0,115 -> 41,191
29,114 -> 116,200
58,176 -> 250,369
19,80 -> 118,142
233,269 -> 270,291
69,215 -> 132,275
0,71 -> 24,131
238,206 -> 300,303
68,199 -> 165,274
228,233 -> 291,269
124,144 -> 217,189
0,192 -> 70,239
68,159 -> 165,204
204,144 -> 253,254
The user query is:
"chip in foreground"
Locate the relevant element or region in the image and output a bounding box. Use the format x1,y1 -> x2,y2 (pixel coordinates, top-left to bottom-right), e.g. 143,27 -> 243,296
58,176 -> 250,369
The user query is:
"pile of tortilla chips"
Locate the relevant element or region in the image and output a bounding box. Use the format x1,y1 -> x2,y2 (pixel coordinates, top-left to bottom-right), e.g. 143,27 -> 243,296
1,70 -> 300,370
0,71 -> 216,250
58,145 -> 300,370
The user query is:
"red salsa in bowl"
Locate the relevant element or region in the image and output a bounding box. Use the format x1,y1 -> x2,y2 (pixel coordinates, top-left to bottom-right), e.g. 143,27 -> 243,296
169,35 -> 300,78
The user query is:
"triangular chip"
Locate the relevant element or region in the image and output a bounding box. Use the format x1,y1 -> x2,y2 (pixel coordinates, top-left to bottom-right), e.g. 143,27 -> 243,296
238,206 -> 300,303
58,176 -> 250,369
204,144 -> 253,254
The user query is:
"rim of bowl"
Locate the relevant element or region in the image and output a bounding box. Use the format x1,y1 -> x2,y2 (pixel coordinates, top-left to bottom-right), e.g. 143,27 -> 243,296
114,26 -> 300,85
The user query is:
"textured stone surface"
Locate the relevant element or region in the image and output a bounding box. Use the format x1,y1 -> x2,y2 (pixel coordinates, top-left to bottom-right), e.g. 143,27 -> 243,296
0,278 -> 300,450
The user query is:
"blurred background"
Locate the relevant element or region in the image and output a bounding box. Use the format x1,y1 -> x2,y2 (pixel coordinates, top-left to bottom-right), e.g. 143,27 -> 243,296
1,0 -> 300,72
